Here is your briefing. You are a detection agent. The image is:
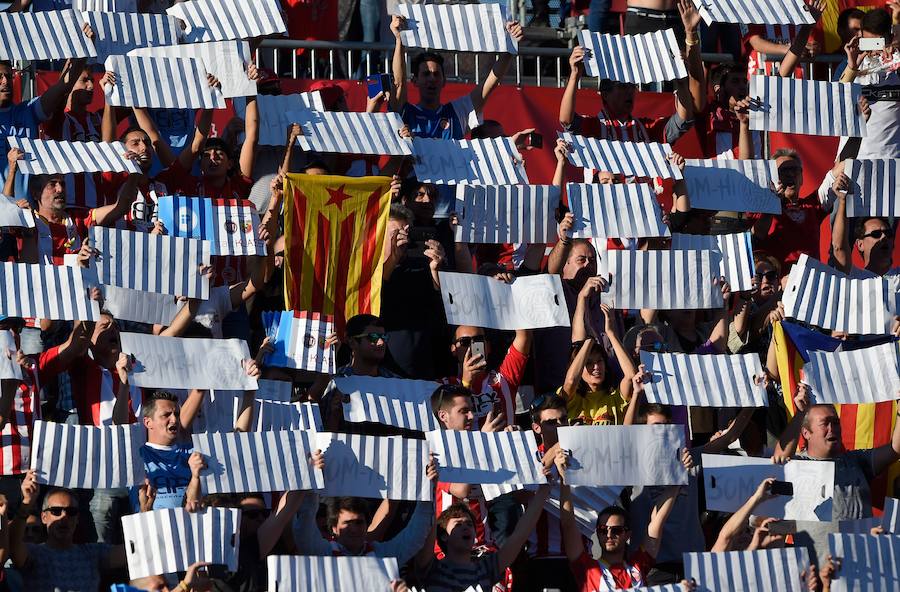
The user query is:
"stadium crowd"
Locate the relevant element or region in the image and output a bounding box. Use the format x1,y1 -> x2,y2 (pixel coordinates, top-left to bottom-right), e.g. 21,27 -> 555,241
0,0 -> 898,591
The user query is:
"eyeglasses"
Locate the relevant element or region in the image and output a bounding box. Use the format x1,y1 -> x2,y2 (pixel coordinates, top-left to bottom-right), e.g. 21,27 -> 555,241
242,508 -> 271,520
351,332 -> 388,344
455,335 -> 486,348
43,506 -> 79,517
862,229 -> 890,240
755,270 -> 778,282
639,341 -> 668,353
597,525 -> 628,537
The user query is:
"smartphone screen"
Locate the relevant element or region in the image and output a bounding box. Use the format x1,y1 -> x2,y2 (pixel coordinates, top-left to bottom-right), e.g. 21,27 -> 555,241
470,340 -> 486,360
770,480 -> 794,496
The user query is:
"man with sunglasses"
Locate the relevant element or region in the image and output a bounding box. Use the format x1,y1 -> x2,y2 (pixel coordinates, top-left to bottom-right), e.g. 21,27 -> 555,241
729,255 -> 784,356
10,471 -> 127,591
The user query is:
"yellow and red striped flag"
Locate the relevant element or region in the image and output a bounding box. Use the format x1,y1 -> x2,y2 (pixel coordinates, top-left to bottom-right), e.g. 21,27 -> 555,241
283,174 -> 392,330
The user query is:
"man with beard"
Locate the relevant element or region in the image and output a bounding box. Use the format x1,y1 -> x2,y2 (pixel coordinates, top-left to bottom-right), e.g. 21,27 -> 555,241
387,15 -> 524,139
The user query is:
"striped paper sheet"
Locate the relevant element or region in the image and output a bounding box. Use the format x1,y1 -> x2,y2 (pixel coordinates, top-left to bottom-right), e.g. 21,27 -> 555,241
802,341 -> 900,404
288,109 -> 412,156
846,159 -> 900,217
690,0 -> 815,26
0,10 -> 96,60
671,232 -> 754,292
104,55 -> 226,110
641,351 -> 768,407
397,3 -> 517,54
453,184 -> 559,244
167,0 -> 287,42
683,159 -> 781,215
0,262 -> 101,321
578,29 -> 687,83
83,11 -> 181,62
8,137 -> 140,175
411,137 -> 529,185
560,132 -> 681,179
261,311 -> 336,374
749,76 -> 866,138
267,555 -> 399,592
567,182 -> 670,239
828,534 -> 900,592
30,420 -> 145,489
337,376 -> 439,432
425,429 -> 546,486
685,547 -> 811,592
240,93 -> 325,146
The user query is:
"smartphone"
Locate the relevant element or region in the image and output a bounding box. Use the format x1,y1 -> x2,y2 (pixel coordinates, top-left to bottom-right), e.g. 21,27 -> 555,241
526,131 -> 543,149
405,226 -> 438,260
470,340 -> 486,360
770,480 -> 794,496
366,73 -> 392,99
765,520 -> 797,535
198,564 -> 229,579
858,37 -> 885,52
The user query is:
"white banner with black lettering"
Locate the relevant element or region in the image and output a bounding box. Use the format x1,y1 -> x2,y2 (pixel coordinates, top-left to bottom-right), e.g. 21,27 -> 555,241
411,137 -> 528,185
84,11 -> 181,62
104,55 -> 226,109
640,351 -> 768,407
567,182 -> 670,239
267,555 -> 399,592
802,341 -> 900,404
701,453 -> 834,521
600,249 -> 725,310
425,429 -> 546,486
690,0 -> 815,26
578,29 -> 686,83
557,425 -> 687,487
122,507 -> 240,579
8,137 -> 140,176
828,533 -> 900,592
120,333 -> 258,391
671,232 -> 755,292
317,433 -> 432,501
782,253 -> 895,335
559,132 -> 681,179
30,420 -> 145,489
397,3 -> 517,54
0,10 -> 96,61
167,0 -> 286,42
846,159 -> 900,217
193,430 -> 323,494
749,76 -> 866,138
129,40 -> 256,99
685,547 -> 811,592
287,109 -> 412,156
240,93 -> 324,146
439,272 -> 570,330
0,262 -> 100,321
453,184 -> 559,244
90,226 -> 210,299
0,197 -> 35,229
337,376 -> 439,432
683,159 -> 781,214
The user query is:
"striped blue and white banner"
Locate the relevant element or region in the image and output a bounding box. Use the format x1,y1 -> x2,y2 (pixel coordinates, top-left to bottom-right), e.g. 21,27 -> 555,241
782,253 -> 895,335
167,0 -> 286,42
578,29 -> 687,83
641,351 -> 768,407
454,184 -> 559,244
122,507 -> 240,579
75,0 -> 137,10
846,159 -> 900,217
237,93 -> 324,147
0,10 -> 96,61
261,311 -> 336,374
317,433 -> 432,501
193,430 -> 324,494
8,137 -> 140,176
337,376 -> 439,432
0,262 -> 101,321
101,285 -> 183,327
671,232 -> 755,292
267,556 -> 399,592
559,132 -> 681,179
30,420 -> 145,489
567,182 -> 670,239
884,497 -> 900,533
411,137 -> 529,185
89,226 -> 211,299
83,11 -> 181,62
244,400 -> 322,432
0,198 -> 36,228
104,55 -> 226,110
683,159 -> 781,214
690,0 -> 815,26
156,196 -> 263,257
397,3 -> 517,54
749,76 -> 866,138
685,547 -> 811,592
425,429 -> 546,486
287,110 -> 412,156
600,249 -> 725,310
129,41 -> 256,99
802,341 -> 900,404
828,534 -> 900,592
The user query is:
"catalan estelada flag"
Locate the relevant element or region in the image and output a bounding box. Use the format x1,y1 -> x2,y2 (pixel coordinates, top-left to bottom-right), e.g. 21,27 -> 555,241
283,174 -> 392,330
773,320 -> 899,502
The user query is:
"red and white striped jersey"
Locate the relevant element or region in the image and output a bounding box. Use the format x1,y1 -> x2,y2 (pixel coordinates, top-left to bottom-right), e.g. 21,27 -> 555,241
441,344 -> 527,429
99,171 -> 167,233
44,110 -> 108,209
743,24 -> 804,78
434,481 -> 494,555
0,365 -> 40,475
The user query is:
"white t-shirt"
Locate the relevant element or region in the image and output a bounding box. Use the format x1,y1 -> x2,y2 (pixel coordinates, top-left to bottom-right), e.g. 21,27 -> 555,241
193,286 -> 234,339
837,51 -> 900,160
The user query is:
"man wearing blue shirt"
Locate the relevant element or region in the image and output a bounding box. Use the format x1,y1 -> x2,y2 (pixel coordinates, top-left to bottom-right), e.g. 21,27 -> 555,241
387,15 -> 524,140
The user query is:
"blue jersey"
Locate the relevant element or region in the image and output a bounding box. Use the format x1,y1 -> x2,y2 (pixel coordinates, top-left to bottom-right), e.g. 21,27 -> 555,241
133,442 -> 194,510
400,96 -> 477,140
0,98 -> 47,199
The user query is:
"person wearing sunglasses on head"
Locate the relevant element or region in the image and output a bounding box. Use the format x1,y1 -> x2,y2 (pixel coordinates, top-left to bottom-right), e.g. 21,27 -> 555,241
9,471 -> 127,591
729,253 -> 785,356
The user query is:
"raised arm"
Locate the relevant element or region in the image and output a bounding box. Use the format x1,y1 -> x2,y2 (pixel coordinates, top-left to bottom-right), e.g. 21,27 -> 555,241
559,47 -> 584,129
829,162 -> 852,274
131,107 -> 178,167
40,56 -> 88,119
778,1 -> 825,78
642,485 -> 681,559
708,280 -> 733,353
571,277 -> 601,342
497,483 -> 551,572
871,394 -> 900,474
238,67 -> 260,179
774,384 -> 810,461
10,470 -> 37,569
561,339 -> 591,401
711,478 -> 775,551
257,490 -> 307,559
602,304 -> 637,401
678,0 -> 706,113
547,213 -> 574,275
100,72 -> 118,143
389,15 -> 408,112
469,22 -> 524,114
111,353 -> 134,425
92,170 -> 141,227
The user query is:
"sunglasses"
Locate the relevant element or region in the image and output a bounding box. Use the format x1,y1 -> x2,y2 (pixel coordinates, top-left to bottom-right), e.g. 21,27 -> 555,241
639,341 -> 668,353
862,229 -> 890,240
754,270 -> 778,282
352,332 -> 388,344
43,506 -> 79,517
597,525 -> 628,537
242,508 -> 271,520
455,335 -> 486,348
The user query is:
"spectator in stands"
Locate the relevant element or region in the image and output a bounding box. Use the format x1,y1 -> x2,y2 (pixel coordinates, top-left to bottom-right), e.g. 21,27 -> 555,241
742,0 -> 824,78
729,253 -> 784,356
832,8 -> 866,80
388,15 -> 524,139
624,0 -> 682,42
694,63 -> 759,160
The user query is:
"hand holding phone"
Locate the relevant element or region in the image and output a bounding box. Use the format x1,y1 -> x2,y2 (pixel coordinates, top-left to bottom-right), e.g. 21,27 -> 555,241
770,480 -> 794,496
